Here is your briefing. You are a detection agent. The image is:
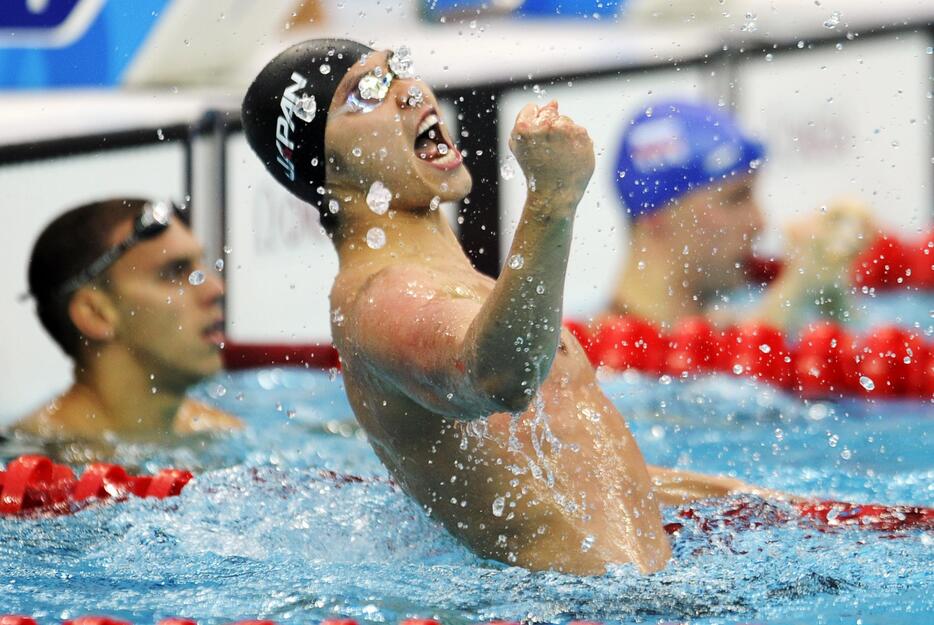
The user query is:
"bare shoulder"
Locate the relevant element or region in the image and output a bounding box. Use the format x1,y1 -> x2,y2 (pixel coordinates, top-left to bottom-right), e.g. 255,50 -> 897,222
10,390 -> 90,439
10,408 -> 48,438
174,400 -> 243,434
337,263 -> 483,372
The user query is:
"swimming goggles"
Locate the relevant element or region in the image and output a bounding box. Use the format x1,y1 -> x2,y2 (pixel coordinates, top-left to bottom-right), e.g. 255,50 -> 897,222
54,200 -> 173,298
344,46 -> 422,113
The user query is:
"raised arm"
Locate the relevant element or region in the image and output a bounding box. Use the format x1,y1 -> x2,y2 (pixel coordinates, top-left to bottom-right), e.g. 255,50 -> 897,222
346,101 -> 594,419
464,101 -> 595,411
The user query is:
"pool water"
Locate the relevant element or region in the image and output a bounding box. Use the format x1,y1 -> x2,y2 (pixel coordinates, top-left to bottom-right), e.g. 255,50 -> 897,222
1,294 -> 932,624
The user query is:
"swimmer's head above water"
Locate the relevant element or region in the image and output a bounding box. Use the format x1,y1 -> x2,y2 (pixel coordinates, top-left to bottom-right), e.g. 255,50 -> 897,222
28,198 -> 223,380
614,100 -> 766,220
609,101 -> 768,304
18,198 -> 236,442
242,39 -> 472,233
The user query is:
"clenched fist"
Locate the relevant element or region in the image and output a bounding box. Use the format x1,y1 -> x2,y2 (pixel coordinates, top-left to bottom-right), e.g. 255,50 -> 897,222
508,101 -> 595,214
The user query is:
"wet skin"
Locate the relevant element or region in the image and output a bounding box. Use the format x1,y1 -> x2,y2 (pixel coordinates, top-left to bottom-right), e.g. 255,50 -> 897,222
15,217 -> 238,443
324,50 -> 680,575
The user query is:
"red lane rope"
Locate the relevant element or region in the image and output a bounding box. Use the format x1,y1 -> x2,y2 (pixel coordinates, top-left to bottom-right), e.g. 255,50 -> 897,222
221,343 -> 340,371
0,456 -> 191,517
665,498 -> 934,535
749,230 -> 934,291
851,230 -> 934,291
566,316 -> 934,400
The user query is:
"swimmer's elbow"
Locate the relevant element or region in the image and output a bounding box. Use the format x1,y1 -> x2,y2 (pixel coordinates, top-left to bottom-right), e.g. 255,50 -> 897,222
475,373 -> 534,414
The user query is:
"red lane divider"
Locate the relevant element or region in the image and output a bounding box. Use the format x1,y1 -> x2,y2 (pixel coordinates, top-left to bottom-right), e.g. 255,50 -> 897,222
0,456 -> 192,517
749,231 -> 934,291
852,230 -> 934,291
567,316 -> 934,400
64,618 -> 131,625
796,500 -> 934,531
0,618 -> 38,625
222,342 -> 340,371
664,498 -> 934,535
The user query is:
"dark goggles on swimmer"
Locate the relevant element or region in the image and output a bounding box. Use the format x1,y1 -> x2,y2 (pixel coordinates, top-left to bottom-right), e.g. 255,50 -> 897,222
53,201 -> 174,299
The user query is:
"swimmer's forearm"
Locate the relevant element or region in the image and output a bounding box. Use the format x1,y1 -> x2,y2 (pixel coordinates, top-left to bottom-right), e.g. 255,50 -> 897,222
647,465 -> 793,505
464,195 -> 575,411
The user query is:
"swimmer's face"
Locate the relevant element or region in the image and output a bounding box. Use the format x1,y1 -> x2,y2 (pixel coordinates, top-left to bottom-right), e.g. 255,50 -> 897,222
324,49 -> 472,208
96,217 -> 224,386
670,174 -> 764,290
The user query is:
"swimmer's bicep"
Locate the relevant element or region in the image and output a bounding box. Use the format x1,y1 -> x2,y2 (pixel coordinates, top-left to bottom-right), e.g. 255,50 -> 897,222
351,268 -> 480,383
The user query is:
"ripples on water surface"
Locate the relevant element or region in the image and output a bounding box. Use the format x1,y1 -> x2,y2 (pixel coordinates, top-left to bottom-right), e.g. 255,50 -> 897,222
1,293 -> 932,624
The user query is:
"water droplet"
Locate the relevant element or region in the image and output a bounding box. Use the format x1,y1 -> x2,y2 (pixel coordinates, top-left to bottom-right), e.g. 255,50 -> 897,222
366,181 -> 392,215
823,11 -> 841,28
758,344 -> 771,354
437,143 -> 449,155
214,259 -> 224,272
507,254 -> 524,270
732,364 -> 744,375
366,227 -> 386,249
331,307 -> 345,326
658,374 -> 672,385
535,284 -> 545,294
329,199 -> 340,214
188,270 -> 205,286
429,196 -> 441,211
580,534 -> 595,552
319,63 -> 331,74
492,496 -> 505,517
352,147 -> 363,157
406,85 -> 424,107
637,260 -> 646,271
211,384 -> 227,398
859,375 -> 875,391
741,12 -> 758,32
388,45 -> 416,79
223,245 -> 232,254
500,162 -> 515,180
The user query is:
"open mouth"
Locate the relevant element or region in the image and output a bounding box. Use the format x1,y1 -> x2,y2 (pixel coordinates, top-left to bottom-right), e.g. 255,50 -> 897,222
414,109 -> 462,170
202,319 -> 225,347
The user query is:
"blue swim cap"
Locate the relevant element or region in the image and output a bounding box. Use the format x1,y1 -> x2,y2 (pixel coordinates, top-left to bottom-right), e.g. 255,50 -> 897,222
614,100 -> 765,219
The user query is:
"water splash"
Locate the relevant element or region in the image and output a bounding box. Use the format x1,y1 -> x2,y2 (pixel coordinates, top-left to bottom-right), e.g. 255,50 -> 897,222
366,181 -> 392,215
366,227 -> 386,250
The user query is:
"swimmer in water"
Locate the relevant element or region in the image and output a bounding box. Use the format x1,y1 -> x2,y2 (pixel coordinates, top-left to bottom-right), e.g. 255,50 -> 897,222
242,40 -> 779,575
607,100 -> 875,329
12,199 -> 239,445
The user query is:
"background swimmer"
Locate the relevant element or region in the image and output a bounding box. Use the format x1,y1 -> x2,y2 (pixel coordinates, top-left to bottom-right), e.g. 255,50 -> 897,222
243,39 -> 777,576
608,100 -> 875,329
12,198 -> 239,445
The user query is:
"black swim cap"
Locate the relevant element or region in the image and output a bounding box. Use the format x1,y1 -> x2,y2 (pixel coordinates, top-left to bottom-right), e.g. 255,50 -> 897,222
242,39 -> 374,216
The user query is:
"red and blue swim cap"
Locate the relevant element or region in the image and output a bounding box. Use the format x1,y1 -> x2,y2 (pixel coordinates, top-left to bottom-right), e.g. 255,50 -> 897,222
614,100 -> 766,219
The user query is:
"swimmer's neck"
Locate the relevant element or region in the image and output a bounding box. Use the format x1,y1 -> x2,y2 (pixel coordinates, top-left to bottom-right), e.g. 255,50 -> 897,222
66,345 -> 188,439
612,231 -> 703,326
332,195 -> 468,270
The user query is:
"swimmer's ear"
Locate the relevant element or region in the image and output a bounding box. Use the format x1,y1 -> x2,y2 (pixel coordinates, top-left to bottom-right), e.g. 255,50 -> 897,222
68,287 -> 119,343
